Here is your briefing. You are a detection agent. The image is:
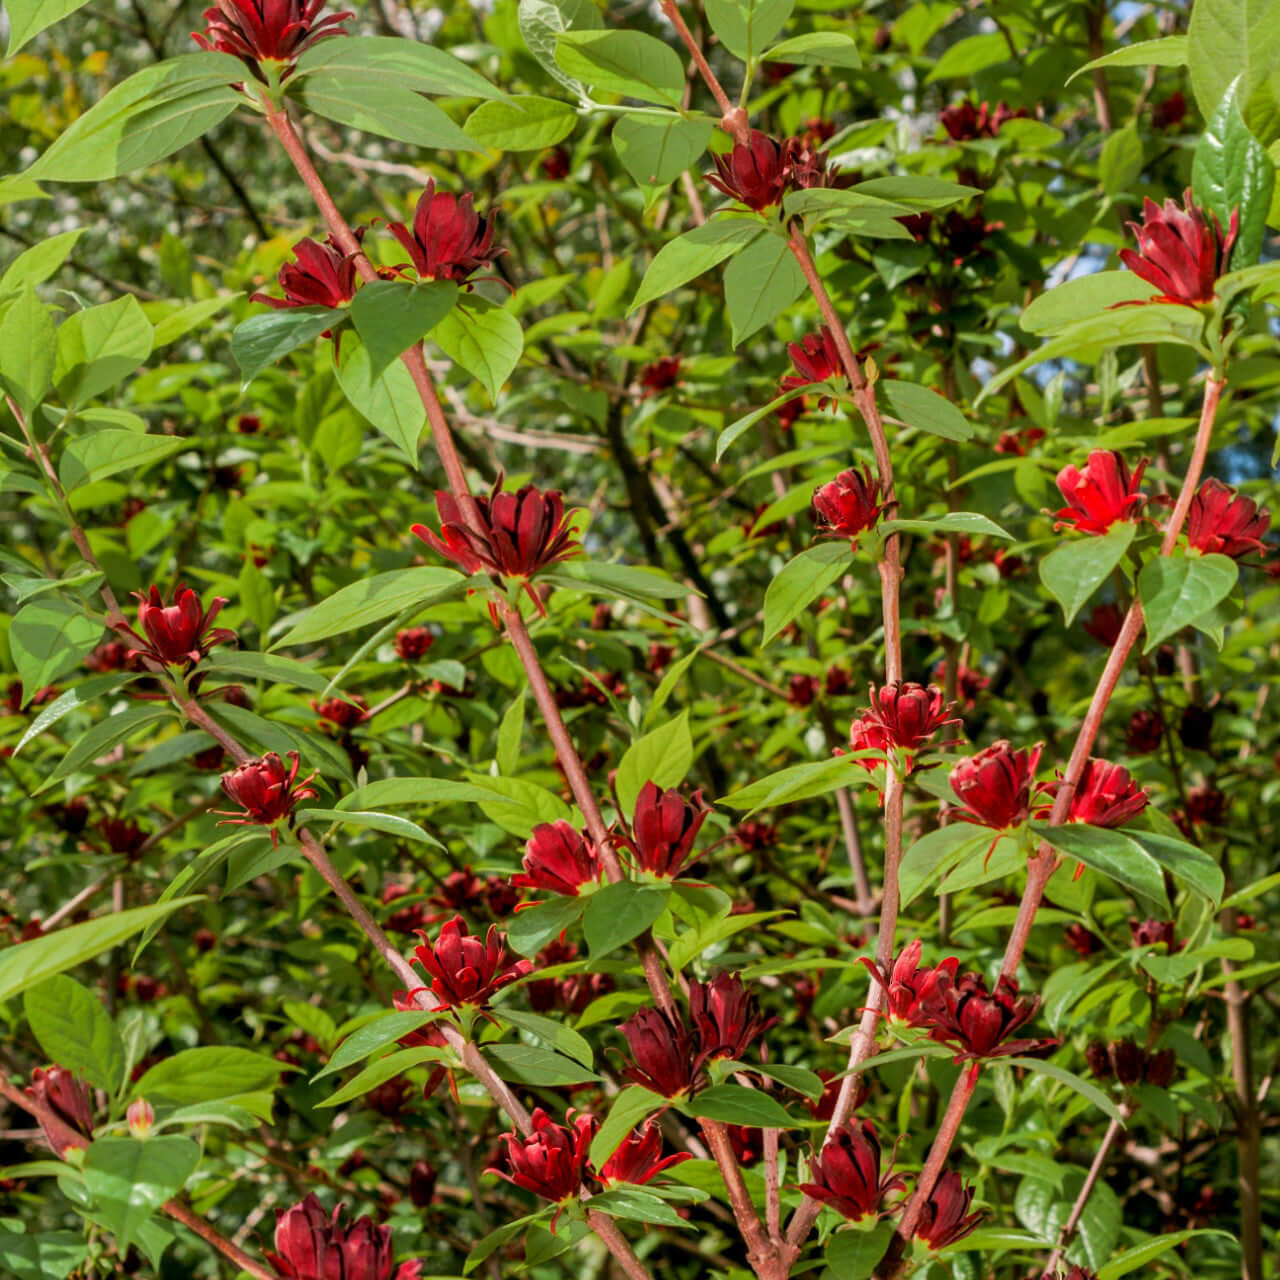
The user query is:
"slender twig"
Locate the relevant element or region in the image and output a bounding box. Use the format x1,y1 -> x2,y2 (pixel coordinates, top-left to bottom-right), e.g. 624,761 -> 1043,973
1041,1111 -> 1125,1274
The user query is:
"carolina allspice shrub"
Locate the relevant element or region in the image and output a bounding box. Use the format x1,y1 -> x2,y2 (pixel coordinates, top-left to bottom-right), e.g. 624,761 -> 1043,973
0,1 -> 1277,1279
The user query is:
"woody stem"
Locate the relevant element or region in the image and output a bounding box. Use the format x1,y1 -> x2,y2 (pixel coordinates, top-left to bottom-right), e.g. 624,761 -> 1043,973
658,1 -> 745,139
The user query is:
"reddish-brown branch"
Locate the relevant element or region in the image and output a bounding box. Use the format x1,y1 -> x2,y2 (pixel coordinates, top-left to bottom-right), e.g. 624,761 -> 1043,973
701,1118 -> 779,1276
658,1 -> 745,141
1041,1110 -> 1125,1275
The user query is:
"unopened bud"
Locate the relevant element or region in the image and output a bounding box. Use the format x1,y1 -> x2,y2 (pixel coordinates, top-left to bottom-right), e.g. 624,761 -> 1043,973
127,1098 -> 154,1139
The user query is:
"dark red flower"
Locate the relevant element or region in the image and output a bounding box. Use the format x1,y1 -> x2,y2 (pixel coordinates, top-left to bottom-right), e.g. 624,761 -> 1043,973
1179,704 -> 1214,751
124,585 -> 234,667
1082,602 -> 1126,647
484,875 -> 519,919
619,1006 -> 699,1098
726,1123 -> 762,1165
938,99 -> 1027,141
98,817 -> 147,858
541,147 -> 571,181
914,1169 -> 983,1249
429,868 -> 488,915
781,136 -> 837,191
193,0 -> 352,76
825,665 -> 852,697
1054,451 -> 1148,535
219,751 -> 317,841
1186,783 -> 1226,825
1063,924 -> 1102,957
387,180 -> 501,284
628,781 -> 710,879
264,1193 -> 420,1280
782,327 -> 846,406
526,938 -> 613,1015
916,969 -> 1054,1061
812,467 -> 884,544
775,395 -> 805,429
851,683 -> 959,771
394,627 -> 434,661
860,939 -> 960,1025
491,1109 -> 595,1204
648,643 -> 675,674
706,130 -> 788,211
408,1161 -> 438,1208
733,820 -> 777,852
1129,918 -> 1180,951
411,479 -> 581,602
1151,92 -> 1187,131
599,1119 -> 691,1186
1125,708 -> 1165,754
85,640 -> 132,672
688,973 -> 772,1063
25,1066 -> 93,1155
796,1120 -> 905,1222
251,236 -> 359,311
407,915 -> 531,1009
311,696 -> 367,728
1145,1048 -> 1176,1087
787,673 -> 819,707
1119,189 -> 1238,306
514,821 -> 601,896
1055,758 -> 1148,827
951,741 -> 1041,829
639,357 -> 682,397
1185,478 -> 1270,559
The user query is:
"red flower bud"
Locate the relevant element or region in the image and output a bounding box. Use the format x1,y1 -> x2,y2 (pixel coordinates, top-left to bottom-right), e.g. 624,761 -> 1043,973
860,940 -> 960,1025
639,357 -> 682,397
628,781 -> 710,878
98,817 -> 147,857
688,973 -> 773,1064
387,179 -> 501,284
1125,708 -> 1164,754
193,0 -> 352,76
783,326 -> 846,406
915,969 -> 1054,1061
490,1108 -> 595,1202
1054,451 -> 1147,535
1119,189 -> 1238,306
786,674 -> 818,707
850,682 -> 959,772
25,1066 -> 93,1155
513,821 -> 602,896
219,751 -> 318,841
1129,918 -> 1180,951
264,1193 -> 421,1280
126,1098 -> 154,1139
938,99 -> 1027,141
619,1006 -> 699,1098
407,915 -> 531,1009
599,1119 -> 691,1186
1186,783 -> 1226,825
411,478 -> 581,603
706,130 -> 788,211
252,235 -> 359,311
1063,924 -> 1102,957
1151,92 -> 1187,131
914,1168 -> 984,1249
408,1160 -> 438,1208
812,467 -> 884,544
393,626 -> 434,661
541,147 -> 571,181
1055,757 -> 1148,827
1185,477 -> 1270,560
125,584 -> 235,667
796,1120 -> 905,1221
311,696 -> 367,728
950,740 -> 1041,830
1110,1038 -> 1146,1086
1082,602 -> 1125,647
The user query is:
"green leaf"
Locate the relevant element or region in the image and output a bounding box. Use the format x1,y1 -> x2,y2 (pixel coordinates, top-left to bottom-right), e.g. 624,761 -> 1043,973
848,176 -> 978,210
24,976 -> 125,1095
295,75 -> 482,151
715,387 -> 806,461
518,0 -> 603,95
292,35 -> 505,100
201,649 -> 329,693
232,306 -> 342,387
630,217 -> 763,312
1006,1057 -> 1125,1125
506,896 -> 586,958
276,567 -> 463,647
26,54 -> 242,182
1136,552 -> 1237,650
684,1083 -> 794,1127
6,0 -> 94,54
1096,1229 -> 1237,1279
555,30 -> 686,108
762,542 -> 853,646
0,900 -> 199,1004
1099,124 -> 1145,198
613,114 -> 714,190
40,703 -> 171,792
1032,822 -> 1167,905
705,0 -> 795,62
83,1136 -> 200,1251
1127,829 -> 1224,903
59,430 -> 186,491
1068,34 -> 1188,85
131,1047 -> 290,1109
334,334 -> 428,465
0,285 -> 56,418
669,909 -> 785,973
880,379 -> 973,441
497,1008 -> 594,1068
723,231 -> 808,345
296,808 -> 443,848
465,95 -> 578,150
349,280 -> 458,378
1187,0 -> 1280,125
588,1186 -> 689,1227
13,673 -> 138,756
0,229 -> 85,293
432,300 -> 524,403
823,1222 -> 894,1278
614,712 -> 694,813
1039,523 -> 1136,625
54,296 -> 154,408
464,1214 -> 544,1275
1020,271 -> 1156,336
590,1086 -> 666,1167
542,559 -> 690,605
1192,76 -> 1276,270
721,755 -> 870,815
926,31 -> 1010,81
484,1044 -> 600,1085
312,1011 -> 436,1082
9,597 -> 102,701
764,30 -> 862,69
151,294 -> 238,347
899,825 -> 992,905
584,881 -> 671,957
1015,1169 -> 1123,1271
318,1046 -> 448,1108
880,512 -> 1013,541
0,1230 -> 87,1280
